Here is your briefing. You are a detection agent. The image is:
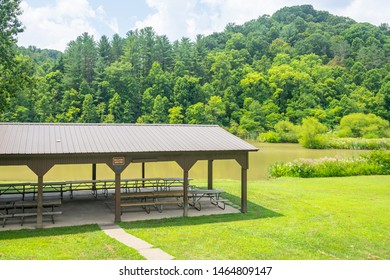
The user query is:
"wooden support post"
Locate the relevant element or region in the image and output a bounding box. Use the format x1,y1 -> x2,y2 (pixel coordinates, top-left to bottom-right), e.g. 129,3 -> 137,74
208,160 -> 213,190
27,162 -> 53,229
107,157 -> 130,224
183,170 -> 189,217
115,172 -> 121,222
241,167 -> 248,213
37,175 -> 43,228
176,157 -> 197,218
142,162 -> 145,188
92,163 -> 97,191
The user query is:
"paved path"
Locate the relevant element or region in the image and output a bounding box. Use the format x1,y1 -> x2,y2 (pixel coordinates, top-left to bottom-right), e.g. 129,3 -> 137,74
99,224 -> 174,260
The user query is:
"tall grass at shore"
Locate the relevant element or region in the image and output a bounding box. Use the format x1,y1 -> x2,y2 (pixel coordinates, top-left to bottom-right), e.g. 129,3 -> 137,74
269,150 -> 390,178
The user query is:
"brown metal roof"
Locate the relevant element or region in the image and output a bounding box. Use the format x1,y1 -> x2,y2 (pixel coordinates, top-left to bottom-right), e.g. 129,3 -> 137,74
0,123 -> 258,155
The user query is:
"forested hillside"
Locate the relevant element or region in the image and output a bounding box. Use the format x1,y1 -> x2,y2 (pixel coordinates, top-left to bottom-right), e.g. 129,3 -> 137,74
1,4 -> 389,139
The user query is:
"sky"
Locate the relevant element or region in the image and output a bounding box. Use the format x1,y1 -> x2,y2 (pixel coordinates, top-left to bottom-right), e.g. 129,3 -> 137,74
17,0 -> 390,52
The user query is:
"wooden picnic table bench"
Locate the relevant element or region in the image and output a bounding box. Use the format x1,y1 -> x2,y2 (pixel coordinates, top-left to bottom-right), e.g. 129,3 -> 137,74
120,188 -> 228,213
120,190 -> 186,214
31,181 -> 68,200
0,182 -> 33,200
13,211 -> 63,226
1,199 -> 62,227
189,189 -> 228,210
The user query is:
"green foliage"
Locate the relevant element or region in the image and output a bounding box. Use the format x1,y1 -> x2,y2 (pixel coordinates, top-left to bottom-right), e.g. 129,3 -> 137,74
1,4 -> 389,133
363,150 -> 390,175
0,0 -> 25,111
168,106 -> 184,124
327,138 -> 390,150
338,113 -> 390,138
269,151 -> 390,178
297,117 -> 328,149
259,120 -> 298,143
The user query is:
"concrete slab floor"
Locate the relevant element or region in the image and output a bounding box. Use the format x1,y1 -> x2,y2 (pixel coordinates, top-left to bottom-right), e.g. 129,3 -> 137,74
1,191 -> 241,231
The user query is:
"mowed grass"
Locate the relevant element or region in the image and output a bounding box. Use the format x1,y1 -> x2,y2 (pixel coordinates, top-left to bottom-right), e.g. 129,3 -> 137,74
0,176 -> 388,260
119,176 -> 390,260
0,224 -> 145,260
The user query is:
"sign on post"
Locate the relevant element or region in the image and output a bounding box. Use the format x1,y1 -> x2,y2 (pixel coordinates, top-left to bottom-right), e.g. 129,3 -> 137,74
112,157 -> 125,166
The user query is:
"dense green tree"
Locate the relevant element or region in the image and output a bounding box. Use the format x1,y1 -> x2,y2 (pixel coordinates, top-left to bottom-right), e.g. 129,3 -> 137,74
97,35 -> 113,66
168,106 -> 184,124
185,102 -> 207,124
0,0 -> 24,111
338,113 -> 390,138
111,34 -> 125,61
1,4 -> 389,142
79,94 -> 98,123
0,0 -> 23,67
63,33 -> 97,89
298,117 -> 328,148
173,75 -> 203,109
108,92 -> 122,122
151,95 -> 169,123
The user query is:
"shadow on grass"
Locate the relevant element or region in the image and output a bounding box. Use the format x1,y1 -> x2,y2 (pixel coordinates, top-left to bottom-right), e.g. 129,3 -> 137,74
119,193 -> 283,230
0,224 -> 101,240
0,193 -> 283,239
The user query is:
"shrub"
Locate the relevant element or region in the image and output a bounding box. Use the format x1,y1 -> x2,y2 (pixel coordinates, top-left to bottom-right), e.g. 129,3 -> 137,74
297,117 -> 328,149
258,131 -> 281,143
258,120 -> 298,143
274,120 -> 299,143
362,150 -> 390,175
337,113 -> 390,138
269,151 -> 390,178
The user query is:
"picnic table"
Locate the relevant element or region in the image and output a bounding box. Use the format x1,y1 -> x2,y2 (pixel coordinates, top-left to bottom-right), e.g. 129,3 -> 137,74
1,199 -> 62,227
120,186 -> 227,214
0,182 -> 33,200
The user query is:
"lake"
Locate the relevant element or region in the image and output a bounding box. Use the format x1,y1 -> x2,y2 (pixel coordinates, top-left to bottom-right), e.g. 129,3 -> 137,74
0,143 -> 366,182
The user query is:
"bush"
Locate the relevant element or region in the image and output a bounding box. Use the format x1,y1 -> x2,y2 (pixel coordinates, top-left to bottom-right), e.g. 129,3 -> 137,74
337,113 -> 390,138
258,120 -> 298,143
274,120 -> 299,142
362,150 -> 390,175
258,131 -> 281,143
297,117 -> 328,149
269,151 -> 390,178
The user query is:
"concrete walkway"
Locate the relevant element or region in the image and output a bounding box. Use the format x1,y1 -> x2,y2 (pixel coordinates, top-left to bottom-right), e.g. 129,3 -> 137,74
99,223 -> 174,260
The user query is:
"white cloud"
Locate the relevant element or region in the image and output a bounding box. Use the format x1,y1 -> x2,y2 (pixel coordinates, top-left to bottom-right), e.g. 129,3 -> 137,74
18,0 -> 389,51
134,0 -> 197,41
134,0 -> 389,43
339,0 -> 390,25
18,0 -> 118,51
134,0 -> 303,41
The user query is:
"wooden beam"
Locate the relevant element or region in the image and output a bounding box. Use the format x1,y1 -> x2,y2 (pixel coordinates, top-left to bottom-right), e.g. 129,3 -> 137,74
92,163 -> 97,191
36,175 -> 43,228
142,162 -> 145,188
241,167 -> 248,213
183,170 -> 189,217
27,162 -> 53,228
105,157 -> 131,223
115,172 -> 121,222
208,160 -> 213,190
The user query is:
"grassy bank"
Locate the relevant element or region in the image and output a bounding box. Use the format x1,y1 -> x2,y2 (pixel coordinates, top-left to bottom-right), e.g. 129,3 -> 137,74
0,224 -> 145,260
0,176 -> 389,260
120,176 -> 390,260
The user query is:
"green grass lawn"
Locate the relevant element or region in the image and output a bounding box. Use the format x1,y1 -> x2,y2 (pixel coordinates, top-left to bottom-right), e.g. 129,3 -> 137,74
0,224 -> 145,260
0,176 -> 389,260
119,176 -> 390,260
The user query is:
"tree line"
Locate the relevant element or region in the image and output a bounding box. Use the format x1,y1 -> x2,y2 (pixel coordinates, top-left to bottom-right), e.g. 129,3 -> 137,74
1,2 -> 389,139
